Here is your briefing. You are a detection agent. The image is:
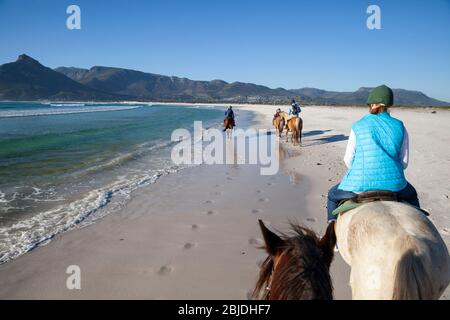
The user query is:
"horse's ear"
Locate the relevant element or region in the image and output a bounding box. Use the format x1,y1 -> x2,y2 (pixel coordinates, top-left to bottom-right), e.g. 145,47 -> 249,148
258,219 -> 284,255
319,221 -> 337,268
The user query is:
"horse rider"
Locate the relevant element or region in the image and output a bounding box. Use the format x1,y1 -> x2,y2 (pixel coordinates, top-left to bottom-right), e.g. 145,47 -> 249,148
273,108 -> 282,125
326,85 -> 420,224
224,105 -> 235,127
289,99 -> 301,117
284,99 -> 301,129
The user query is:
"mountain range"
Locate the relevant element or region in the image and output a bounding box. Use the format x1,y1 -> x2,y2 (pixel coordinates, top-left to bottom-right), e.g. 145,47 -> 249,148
0,55 -> 125,101
0,54 -> 448,106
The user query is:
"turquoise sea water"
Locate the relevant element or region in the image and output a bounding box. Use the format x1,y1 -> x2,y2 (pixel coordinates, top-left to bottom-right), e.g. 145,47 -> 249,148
0,102 -> 224,263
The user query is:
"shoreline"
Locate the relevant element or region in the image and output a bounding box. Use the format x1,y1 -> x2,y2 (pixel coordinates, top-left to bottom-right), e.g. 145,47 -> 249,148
0,104 -> 448,299
0,104 -> 257,265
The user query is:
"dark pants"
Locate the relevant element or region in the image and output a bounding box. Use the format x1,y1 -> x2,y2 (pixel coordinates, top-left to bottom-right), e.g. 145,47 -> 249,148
326,182 -> 420,222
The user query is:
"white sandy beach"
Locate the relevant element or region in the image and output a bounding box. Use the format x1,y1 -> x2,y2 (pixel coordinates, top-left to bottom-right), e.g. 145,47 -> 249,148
0,105 -> 448,299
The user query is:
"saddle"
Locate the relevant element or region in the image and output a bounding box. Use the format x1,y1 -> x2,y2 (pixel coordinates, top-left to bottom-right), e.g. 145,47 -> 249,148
354,190 -> 398,203
332,190 -> 429,217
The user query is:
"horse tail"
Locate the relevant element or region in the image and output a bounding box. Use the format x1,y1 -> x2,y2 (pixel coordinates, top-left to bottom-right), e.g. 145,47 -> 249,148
392,236 -> 433,300
294,118 -> 300,142
298,117 -> 303,143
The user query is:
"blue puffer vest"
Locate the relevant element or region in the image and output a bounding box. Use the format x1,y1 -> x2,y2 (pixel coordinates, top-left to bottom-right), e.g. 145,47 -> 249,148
338,112 -> 407,192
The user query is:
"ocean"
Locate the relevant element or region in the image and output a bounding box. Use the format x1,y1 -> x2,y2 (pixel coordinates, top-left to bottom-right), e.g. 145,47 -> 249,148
0,101 -> 225,263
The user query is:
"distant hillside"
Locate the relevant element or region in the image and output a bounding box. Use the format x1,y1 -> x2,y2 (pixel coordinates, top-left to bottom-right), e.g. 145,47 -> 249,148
0,55 -> 125,101
289,87 -> 448,106
56,65 -> 448,106
55,66 -> 293,103
0,54 -> 447,106
54,67 -> 89,82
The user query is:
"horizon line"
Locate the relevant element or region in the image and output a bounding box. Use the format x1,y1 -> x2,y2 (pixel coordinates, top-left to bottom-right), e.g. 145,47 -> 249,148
3,53 -> 449,104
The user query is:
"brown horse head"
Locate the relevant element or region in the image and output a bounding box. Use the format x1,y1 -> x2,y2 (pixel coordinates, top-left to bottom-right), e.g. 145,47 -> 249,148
253,220 -> 336,300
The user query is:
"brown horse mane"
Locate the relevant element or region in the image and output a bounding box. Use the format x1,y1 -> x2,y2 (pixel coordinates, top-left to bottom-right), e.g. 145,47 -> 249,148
253,222 -> 334,300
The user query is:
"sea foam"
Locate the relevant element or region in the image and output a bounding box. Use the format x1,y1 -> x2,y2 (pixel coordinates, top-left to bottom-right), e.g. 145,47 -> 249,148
0,105 -> 146,118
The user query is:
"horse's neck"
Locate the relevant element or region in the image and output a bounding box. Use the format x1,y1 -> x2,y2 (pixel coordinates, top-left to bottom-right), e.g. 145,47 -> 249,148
336,201 -> 449,299
336,202 -> 428,264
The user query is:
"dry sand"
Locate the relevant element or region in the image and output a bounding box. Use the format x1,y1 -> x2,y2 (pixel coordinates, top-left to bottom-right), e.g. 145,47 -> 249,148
0,105 -> 448,299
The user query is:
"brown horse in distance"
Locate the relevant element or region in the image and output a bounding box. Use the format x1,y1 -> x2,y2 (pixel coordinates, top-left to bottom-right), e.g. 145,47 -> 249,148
273,115 -> 285,138
223,117 -> 234,139
279,112 -> 303,145
253,220 -> 336,300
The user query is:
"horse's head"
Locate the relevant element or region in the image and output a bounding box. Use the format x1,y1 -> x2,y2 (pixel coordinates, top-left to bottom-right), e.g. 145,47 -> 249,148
253,220 -> 336,300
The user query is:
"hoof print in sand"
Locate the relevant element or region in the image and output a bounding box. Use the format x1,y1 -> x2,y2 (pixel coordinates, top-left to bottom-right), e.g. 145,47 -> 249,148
191,224 -> 200,230
204,200 -> 214,204
251,209 -> 262,214
158,265 -> 173,276
183,242 -> 196,250
258,198 -> 268,202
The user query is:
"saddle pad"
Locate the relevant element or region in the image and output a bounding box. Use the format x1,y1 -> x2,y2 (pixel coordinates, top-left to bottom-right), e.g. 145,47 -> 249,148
331,200 -> 362,216
332,200 -> 430,217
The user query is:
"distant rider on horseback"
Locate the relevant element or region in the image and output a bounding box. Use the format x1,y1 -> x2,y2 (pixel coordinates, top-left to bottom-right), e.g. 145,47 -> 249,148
224,106 -> 235,128
285,99 -> 301,129
273,108 -> 282,125
289,99 -> 301,117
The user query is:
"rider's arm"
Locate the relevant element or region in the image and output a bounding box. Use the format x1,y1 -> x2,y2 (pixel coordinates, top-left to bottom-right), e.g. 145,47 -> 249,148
343,129 -> 356,168
399,128 -> 409,169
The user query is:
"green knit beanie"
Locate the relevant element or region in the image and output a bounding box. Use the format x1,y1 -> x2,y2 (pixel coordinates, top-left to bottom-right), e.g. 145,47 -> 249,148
367,85 -> 394,106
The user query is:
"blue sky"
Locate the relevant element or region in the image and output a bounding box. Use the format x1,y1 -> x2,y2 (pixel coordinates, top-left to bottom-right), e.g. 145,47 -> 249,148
0,0 -> 449,101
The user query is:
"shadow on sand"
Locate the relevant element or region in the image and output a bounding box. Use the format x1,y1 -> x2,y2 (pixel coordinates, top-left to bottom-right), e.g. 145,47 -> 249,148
302,131 -> 348,147
302,130 -> 332,137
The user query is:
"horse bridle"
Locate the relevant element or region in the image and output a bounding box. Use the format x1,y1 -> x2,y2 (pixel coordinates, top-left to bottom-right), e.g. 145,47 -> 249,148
265,267 -> 274,299
264,251 -> 287,300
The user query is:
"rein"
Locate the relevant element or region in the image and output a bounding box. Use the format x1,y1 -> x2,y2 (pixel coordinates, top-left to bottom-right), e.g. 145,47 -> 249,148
265,250 -> 288,299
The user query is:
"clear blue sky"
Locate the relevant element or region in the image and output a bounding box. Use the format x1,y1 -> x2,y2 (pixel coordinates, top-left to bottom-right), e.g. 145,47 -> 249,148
1,0 -> 449,101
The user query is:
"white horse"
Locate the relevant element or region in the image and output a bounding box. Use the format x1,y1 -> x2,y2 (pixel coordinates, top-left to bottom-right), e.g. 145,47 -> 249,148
336,201 -> 450,299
